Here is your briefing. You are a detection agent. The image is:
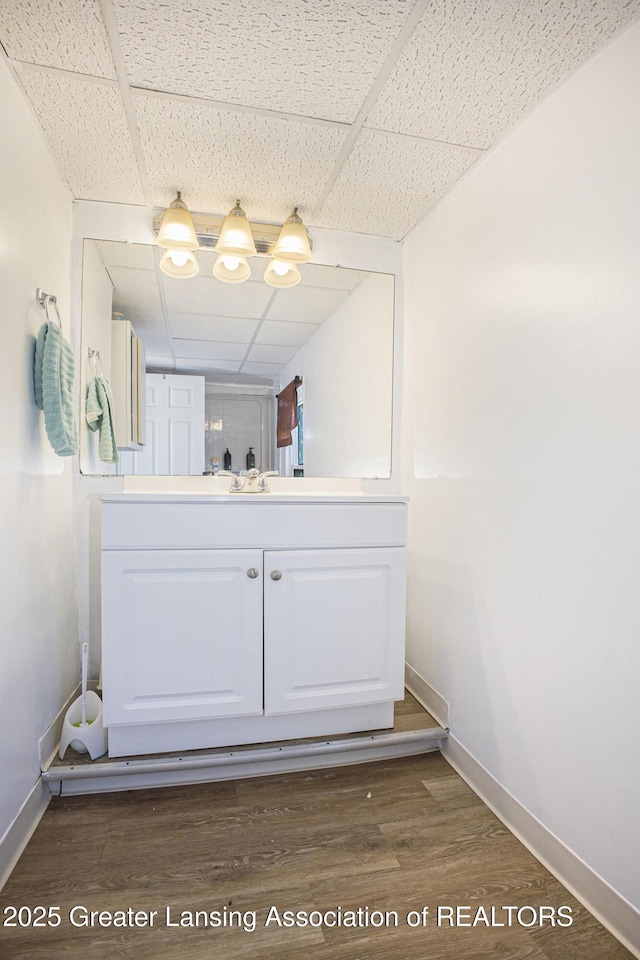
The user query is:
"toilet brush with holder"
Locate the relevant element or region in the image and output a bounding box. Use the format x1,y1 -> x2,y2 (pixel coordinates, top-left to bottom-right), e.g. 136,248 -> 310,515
59,642 -> 107,760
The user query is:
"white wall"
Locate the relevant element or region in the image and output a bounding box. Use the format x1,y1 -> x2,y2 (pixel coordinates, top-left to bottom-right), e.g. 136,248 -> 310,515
0,54 -> 76,875
279,272 -> 394,478
402,17 -> 640,925
79,240 -> 116,475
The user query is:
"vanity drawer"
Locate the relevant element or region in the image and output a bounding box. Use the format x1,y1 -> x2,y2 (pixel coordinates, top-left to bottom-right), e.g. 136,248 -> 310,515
102,501 -> 407,551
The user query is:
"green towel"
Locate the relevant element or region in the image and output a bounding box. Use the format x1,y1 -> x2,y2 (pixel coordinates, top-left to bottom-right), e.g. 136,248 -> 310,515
34,321 -> 78,457
86,375 -> 119,463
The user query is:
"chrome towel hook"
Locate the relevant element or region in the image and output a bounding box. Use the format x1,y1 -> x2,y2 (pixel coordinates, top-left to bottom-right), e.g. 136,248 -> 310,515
36,287 -> 62,326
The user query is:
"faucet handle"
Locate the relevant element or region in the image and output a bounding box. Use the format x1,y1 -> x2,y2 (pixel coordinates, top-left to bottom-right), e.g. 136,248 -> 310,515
258,470 -> 279,492
218,470 -> 243,492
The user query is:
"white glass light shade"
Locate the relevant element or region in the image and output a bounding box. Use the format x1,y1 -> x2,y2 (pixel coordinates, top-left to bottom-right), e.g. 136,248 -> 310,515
159,248 -> 199,278
156,193 -> 199,251
264,258 -> 301,288
271,208 -> 312,263
214,201 -> 257,258
213,254 -> 251,283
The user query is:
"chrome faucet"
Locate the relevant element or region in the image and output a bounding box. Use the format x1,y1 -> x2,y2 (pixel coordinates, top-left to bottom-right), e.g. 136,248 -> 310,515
218,470 -> 243,492
218,469 -> 279,493
258,471 -> 279,492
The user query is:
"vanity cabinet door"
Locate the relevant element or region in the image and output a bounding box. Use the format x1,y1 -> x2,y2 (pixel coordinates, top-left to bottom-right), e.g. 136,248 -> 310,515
263,548 -> 405,715
102,549 -> 263,725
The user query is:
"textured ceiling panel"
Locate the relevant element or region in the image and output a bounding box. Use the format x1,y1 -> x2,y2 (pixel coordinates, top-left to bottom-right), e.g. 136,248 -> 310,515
266,286 -> 348,324
169,313 -> 259,343
173,339 -> 248,361
114,0 -> 412,123
146,344 -> 174,362
255,320 -> 319,348
134,95 -> 347,220
368,0 -> 640,149
14,68 -> 145,203
315,130 -> 479,239
163,275 -> 273,318
96,240 -> 156,272
175,358 -> 241,373
109,266 -> 162,314
247,343 -> 298,364
0,0 -> 116,78
240,361 -> 282,378
119,310 -> 167,346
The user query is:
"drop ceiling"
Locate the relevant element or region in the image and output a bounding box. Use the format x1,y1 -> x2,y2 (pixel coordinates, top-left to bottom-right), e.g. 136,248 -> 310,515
3,0 -> 639,380
2,0 -> 638,239
94,239 -> 369,380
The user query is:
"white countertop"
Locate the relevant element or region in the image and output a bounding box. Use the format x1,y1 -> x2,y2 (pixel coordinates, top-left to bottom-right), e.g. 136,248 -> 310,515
101,492 -> 409,504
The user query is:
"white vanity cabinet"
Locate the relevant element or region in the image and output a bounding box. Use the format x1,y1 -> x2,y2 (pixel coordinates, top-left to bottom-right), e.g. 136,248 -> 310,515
264,548 -> 405,714
101,548 -> 264,725
101,494 -> 407,757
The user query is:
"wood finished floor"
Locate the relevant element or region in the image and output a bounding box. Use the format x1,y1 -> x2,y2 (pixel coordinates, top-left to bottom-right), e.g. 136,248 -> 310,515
1,752 -> 632,959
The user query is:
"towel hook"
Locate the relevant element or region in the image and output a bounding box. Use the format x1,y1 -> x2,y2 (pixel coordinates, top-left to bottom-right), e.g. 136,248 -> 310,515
36,288 -> 62,327
88,348 -> 104,377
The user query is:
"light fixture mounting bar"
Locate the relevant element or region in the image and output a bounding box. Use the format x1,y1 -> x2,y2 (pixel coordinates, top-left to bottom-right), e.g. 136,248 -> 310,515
152,212 -> 312,255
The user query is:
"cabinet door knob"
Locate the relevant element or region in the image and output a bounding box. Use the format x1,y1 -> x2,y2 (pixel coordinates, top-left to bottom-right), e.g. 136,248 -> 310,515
247,568 -> 260,579
270,570 -> 283,581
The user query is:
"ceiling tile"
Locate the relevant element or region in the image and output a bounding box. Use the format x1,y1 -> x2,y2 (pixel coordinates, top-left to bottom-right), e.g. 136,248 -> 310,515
0,0 -> 116,78
162,275 -> 273,318
246,343 -> 298,365
173,339 -> 248,361
255,320 -> 319,348
315,130 -> 478,240
368,0 -> 640,149
175,358 -> 241,374
240,361 -> 282,378
121,310 -> 167,346
114,0 -> 412,123
14,67 -> 145,204
169,313 -> 258,343
146,345 -> 173,363
300,263 -> 370,290
120,308 -> 159,329
266,286 -> 349,324
134,94 -> 347,221
109,266 -> 162,313
96,240 -> 156,271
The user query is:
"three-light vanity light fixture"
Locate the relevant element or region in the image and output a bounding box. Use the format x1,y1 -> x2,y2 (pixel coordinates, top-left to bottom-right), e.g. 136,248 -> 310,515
155,193 -> 312,288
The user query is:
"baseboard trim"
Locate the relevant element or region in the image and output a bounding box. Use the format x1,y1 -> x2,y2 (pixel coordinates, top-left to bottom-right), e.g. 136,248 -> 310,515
0,780 -> 50,892
38,681 -> 82,770
442,734 -> 640,959
404,663 -> 449,728
43,727 -> 446,796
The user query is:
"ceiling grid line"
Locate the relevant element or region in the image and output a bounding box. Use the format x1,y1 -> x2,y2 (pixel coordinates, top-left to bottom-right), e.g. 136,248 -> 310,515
311,0 -> 433,219
99,0 -> 153,206
151,245 -> 178,370
238,289 -> 281,372
8,59 -> 120,87
3,1 -> 640,239
131,85 -> 353,131
362,125 -> 484,156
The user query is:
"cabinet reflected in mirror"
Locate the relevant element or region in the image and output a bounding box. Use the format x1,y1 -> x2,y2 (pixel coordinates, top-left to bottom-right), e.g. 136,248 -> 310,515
80,239 -> 394,478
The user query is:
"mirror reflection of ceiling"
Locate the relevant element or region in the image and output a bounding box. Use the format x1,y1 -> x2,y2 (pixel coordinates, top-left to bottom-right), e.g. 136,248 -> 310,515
3,1 -> 639,240
97,240 -> 369,380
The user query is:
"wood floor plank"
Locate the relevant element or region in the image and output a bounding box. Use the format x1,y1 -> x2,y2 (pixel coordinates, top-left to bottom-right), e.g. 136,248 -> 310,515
0,752 -> 632,960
